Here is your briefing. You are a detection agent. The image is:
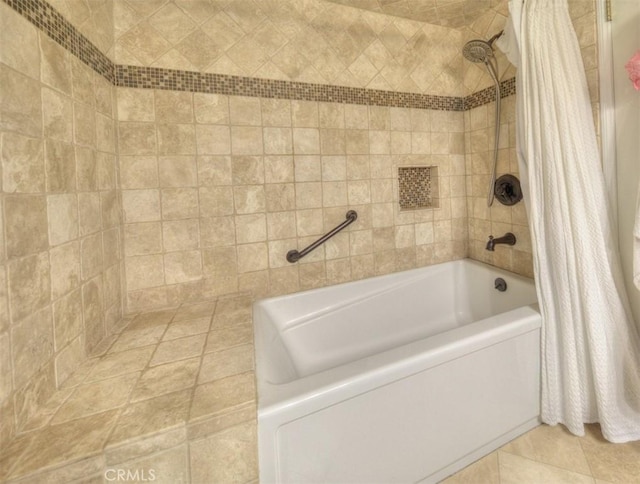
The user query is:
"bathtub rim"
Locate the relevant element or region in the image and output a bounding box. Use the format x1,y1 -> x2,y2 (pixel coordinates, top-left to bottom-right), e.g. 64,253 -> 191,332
256,303 -> 541,419
253,259 -> 535,333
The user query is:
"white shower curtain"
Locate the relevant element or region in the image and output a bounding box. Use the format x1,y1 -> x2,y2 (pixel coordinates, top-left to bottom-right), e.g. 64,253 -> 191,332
501,0 -> 640,442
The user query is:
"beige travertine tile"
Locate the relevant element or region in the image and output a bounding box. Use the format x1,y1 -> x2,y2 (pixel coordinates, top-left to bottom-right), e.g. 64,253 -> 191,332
236,243 -> 268,273
267,212 -> 296,240
194,93 -> 229,125
173,301 -> 216,322
126,254 -> 165,291
119,21 -> 171,65
160,187 -> 199,220
47,194 -> 78,246
230,126 -> 263,155
7,251 -> 50,322
74,101 -> 96,148
150,334 -> 206,367
196,124 -> 231,154
580,424 -> 640,483
1,132 -> 45,193
0,432 -> 33,481
120,155 -> 158,189
8,410 -> 118,479
49,241 -> 81,300
113,444 -> 189,484
17,455 -> 105,484
117,88 -> 155,122
52,372 -> 139,424
198,344 -> 254,384
125,222 -> 163,256
212,295 -> 252,327
235,214 -> 267,244
200,216 -> 235,248
45,138 -> 76,192
0,3 -> 40,78
162,316 -> 211,341
54,336 -> 86,387
105,426 -> 186,466
204,325 -> 253,354
157,124 -> 196,155
122,189 -> 161,223
162,219 -> 199,252
109,390 -> 191,445
229,96 -> 261,126
501,424 -> 592,476
442,452 -> 500,484
77,192 -> 101,236
86,346 -> 155,383
263,127 -> 293,155
158,155 -> 197,187
261,99 -> 291,127
233,185 -> 265,214
164,250 -> 202,284
11,307 -> 53,390
265,183 -> 296,212
0,64 -> 42,138
130,358 -> 200,403
189,421 -> 258,483
231,155 -> 264,185
40,34 -> 71,95
108,325 -> 166,354
197,155 -> 232,186
125,312 -> 173,333
4,195 -> 48,257
190,372 -> 255,420
155,90 -> 193,124
53,288 -> 83,351
498,451 -> 593,484
119,122 -> 157,155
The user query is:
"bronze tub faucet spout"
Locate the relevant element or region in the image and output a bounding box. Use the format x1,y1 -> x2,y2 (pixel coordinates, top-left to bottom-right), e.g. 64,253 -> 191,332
486,232 -> 516,251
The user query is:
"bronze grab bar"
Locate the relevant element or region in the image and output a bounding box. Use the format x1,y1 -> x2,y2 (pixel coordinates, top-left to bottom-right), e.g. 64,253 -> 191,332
286,210 -> 357,263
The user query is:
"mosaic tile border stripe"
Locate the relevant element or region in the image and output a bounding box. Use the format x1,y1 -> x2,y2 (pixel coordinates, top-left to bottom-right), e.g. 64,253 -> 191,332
3,0 -> 114,83
115,65 -> 466,110
465,77 -> 517,110
2,0 -> 513,111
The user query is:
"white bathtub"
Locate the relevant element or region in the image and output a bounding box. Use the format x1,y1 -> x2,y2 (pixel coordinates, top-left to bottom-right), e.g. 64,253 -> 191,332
253,259 -> 541,483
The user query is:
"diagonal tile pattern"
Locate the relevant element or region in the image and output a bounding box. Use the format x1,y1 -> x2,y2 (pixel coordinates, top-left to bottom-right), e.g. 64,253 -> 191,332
3,290 -> 639,483
326,0 -> 494,28
112,0 -> 467,95
1,293 -> 259,482
443,423 -> 640,484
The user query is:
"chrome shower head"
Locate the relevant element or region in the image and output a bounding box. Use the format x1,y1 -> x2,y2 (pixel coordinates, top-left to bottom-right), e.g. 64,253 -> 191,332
462,39 -> 494,63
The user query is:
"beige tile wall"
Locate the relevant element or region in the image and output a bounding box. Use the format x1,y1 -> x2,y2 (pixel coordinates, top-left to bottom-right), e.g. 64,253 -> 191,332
461,0 -> 597,97
118,89 -> 468,311
47,0 -> 115,60
463,0 -> 598,275
464,97 -> 533,276
0,3 -> 123,448
112,0 -> 466,96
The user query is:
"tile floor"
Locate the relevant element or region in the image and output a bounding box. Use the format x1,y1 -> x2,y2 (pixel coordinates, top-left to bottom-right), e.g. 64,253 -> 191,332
1,294 -> 259,483
443,423 -> 640,484
3,292 -> 640,483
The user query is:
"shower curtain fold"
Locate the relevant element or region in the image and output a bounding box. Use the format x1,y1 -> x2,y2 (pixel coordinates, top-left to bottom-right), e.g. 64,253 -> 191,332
503,0 -> 640,442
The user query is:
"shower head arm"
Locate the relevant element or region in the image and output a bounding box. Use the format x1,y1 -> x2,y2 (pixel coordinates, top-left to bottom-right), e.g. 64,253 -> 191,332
487,30 -> 504,47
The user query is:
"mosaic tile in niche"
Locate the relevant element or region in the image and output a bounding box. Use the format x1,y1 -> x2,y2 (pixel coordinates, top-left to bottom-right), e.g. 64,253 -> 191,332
398,166 -> 439,210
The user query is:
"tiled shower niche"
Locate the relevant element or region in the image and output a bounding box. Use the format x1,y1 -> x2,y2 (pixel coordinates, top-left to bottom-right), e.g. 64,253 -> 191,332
398,166 -> 439,210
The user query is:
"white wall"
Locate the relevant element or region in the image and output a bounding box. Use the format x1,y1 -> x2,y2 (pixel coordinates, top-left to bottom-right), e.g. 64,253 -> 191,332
612,0 -> 640,328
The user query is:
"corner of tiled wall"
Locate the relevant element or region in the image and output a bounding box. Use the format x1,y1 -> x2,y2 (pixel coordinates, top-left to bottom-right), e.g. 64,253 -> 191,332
0,0 -> 123,447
